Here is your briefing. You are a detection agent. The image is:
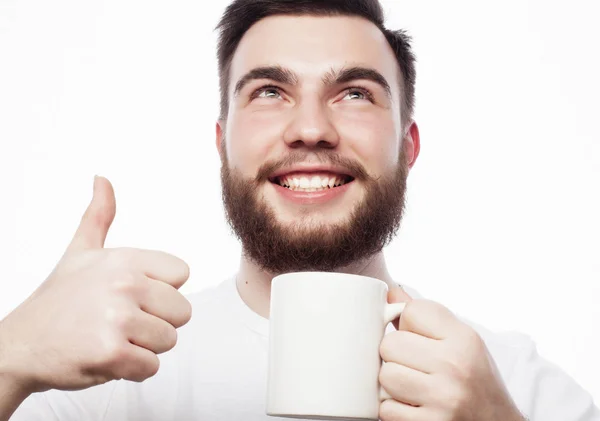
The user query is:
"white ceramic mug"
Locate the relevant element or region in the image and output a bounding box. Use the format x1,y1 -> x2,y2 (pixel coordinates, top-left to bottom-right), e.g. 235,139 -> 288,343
266,272 -> 405,420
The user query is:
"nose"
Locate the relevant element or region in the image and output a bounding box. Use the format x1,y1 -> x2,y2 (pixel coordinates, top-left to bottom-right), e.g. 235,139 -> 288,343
282,100 -> 340,149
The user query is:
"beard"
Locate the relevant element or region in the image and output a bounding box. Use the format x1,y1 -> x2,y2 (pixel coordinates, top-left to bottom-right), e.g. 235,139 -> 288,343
220,146 -> 409,274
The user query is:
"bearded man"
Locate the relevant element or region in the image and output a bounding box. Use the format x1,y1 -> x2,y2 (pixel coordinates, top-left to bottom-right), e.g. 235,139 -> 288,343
1,1 -> 598,420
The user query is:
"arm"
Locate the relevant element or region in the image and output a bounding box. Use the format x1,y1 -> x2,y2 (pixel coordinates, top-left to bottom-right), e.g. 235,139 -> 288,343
0,374 -> 31,421
0,331 -> 33,421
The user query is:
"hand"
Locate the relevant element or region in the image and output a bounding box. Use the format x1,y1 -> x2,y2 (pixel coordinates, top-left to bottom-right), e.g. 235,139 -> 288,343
0,176 -> 192,394
378,288 -> 524,421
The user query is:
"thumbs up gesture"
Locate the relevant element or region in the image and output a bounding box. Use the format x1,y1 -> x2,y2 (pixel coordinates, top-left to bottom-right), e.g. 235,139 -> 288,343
0,176 -> 192,394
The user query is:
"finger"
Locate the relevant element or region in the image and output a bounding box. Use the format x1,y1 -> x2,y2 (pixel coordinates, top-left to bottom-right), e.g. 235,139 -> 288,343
398,299 -> 459,340
128,248 -> 190,289
388,286 -> 412,304
66,176 -> 117,253
380,330 -> 441,374
139,276 -> 192,328
126,310 -> 179,355
387,286 -> 413,329
111,344 -> 161,383
379,398 -> 423,421
379,362 -> 431,407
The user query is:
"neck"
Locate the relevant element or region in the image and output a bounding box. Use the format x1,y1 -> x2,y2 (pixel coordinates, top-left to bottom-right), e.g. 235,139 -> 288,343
235,252 -> 397,319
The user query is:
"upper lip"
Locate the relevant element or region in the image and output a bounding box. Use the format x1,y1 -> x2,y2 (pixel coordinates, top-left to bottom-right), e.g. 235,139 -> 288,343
268,164 -> 354,181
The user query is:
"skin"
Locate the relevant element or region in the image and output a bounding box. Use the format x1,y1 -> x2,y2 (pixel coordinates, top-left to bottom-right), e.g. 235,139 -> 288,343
216,14 -> 420,315
216,14 -> 525,421
0,177 -> 192,421
0,12 -> 524,421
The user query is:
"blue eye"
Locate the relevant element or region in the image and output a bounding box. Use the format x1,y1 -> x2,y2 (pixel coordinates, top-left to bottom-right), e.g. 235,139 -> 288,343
252,86 -> 282,100
342,88 -> 374,102
345,91 -> 365,100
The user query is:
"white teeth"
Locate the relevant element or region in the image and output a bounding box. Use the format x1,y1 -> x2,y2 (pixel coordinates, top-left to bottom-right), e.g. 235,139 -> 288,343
277,174 -> 350,191
299,177 -> 310,189
310,176 -> 321,188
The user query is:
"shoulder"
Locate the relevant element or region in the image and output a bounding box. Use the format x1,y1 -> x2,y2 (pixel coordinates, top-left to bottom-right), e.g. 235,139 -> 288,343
456,315 -> 598,420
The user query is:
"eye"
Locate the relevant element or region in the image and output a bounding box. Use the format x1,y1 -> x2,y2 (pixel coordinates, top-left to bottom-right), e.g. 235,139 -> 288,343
251,85 -> 283,100
342,87 -> 374,102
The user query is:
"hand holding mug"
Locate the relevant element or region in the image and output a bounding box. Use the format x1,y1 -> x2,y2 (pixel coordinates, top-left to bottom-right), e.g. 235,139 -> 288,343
379,288 -> 525,421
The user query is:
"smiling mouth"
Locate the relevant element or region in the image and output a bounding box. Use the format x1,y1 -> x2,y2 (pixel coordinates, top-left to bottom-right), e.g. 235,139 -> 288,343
270,172 -> 355,192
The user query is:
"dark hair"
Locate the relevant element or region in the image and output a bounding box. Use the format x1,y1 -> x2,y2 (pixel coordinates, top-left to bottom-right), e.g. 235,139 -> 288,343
215,0 -> 416,127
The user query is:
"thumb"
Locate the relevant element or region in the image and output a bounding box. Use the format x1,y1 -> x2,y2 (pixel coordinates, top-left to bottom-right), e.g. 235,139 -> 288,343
65,175 -> 116,253
387,285 -> 412,330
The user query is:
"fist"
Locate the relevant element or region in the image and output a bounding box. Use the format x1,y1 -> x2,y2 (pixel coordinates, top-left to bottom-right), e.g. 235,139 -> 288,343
0,176 -> 192,393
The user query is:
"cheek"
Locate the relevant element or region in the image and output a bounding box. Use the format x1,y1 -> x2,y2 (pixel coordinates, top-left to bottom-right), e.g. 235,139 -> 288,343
225,110 -> 288,176
335,113 -> 400,174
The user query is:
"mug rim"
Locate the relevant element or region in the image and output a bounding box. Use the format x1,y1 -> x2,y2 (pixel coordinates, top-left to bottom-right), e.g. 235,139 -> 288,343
272,271 -> 388,288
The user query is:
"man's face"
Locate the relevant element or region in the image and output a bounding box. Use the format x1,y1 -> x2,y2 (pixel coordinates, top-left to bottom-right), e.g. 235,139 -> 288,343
219,14 -> 418,273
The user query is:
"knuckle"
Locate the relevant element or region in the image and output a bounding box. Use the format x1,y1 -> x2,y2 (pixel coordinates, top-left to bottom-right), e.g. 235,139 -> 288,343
111,271 -> 141,296
163,326 -> 178,350
123,354 -> 160,383
379,333 -> 397,361
179,260 -> 190,282
144,354 -> 161,379
108,247 -> 138,268
398,299 -> 423,326
414,299 -> 438,314
105,307 -> 134,333
379,330 -> 409,362
414,299 -> 447,317
101,340 -> 130,369
440,384 -> 468,413
378,399 -> 396,421
378,362 -> 394,387
444,338 -> 484,383
444,355 -> 472,383
173,296 -> 193,328
462,327 -> 485,355
181,300 -> 193,324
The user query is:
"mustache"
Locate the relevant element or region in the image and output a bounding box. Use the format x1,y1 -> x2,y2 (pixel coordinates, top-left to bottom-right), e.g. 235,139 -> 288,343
254,151 -> 372,183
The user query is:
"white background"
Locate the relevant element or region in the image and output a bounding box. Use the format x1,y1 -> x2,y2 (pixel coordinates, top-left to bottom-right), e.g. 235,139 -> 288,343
1,0 -> 598,404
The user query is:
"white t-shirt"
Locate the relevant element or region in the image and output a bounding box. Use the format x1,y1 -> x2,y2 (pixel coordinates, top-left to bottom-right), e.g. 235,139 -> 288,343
11,277 -> 600,421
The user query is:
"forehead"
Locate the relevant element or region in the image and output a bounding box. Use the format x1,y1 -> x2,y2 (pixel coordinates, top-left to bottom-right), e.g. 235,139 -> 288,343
229,14 -> 401,94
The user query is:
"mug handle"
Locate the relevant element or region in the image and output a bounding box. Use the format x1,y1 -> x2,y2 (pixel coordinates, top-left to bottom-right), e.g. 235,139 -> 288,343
379,302 -> 406,401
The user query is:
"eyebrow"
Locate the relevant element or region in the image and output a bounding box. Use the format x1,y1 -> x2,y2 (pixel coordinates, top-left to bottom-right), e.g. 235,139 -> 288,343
233,65 -> 392,99
233,66 -> 298,96
323,66 -> 392,99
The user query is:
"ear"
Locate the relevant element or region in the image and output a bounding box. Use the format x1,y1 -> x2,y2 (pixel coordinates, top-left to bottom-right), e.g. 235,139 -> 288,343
215,120 -> 225,161
402,121 -> 421,169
